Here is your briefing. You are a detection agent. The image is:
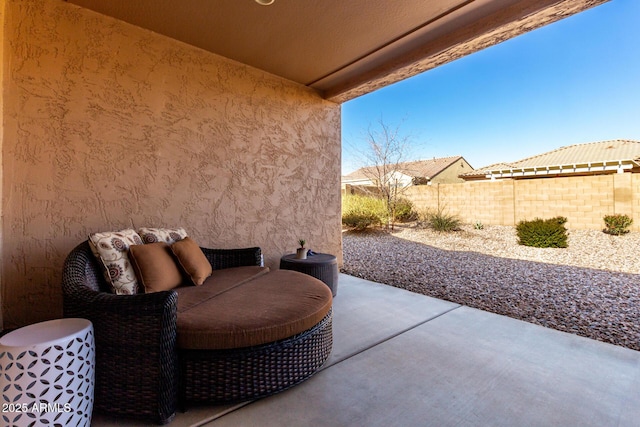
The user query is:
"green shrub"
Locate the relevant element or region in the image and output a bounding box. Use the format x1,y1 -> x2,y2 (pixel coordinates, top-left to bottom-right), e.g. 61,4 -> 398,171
342,194 -> 386,230
603,214 -> 633,236
418,209 -> 461,232
394,198 -> 417,222
341,211 -> 382,230
516,216 -> 568,248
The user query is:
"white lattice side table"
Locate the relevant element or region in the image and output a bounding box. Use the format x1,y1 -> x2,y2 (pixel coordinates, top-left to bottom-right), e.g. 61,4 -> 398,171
0,318 -> 95,427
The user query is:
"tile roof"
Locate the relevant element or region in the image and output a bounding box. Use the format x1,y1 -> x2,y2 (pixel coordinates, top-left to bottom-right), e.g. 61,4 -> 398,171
344,156 -> 464,181
462,140 -> 640,177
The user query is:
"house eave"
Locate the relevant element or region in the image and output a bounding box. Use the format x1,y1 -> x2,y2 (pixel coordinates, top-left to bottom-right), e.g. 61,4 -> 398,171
485,160 -> 639,180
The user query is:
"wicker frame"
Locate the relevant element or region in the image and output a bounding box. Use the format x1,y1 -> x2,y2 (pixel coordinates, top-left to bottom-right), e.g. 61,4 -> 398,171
61,241 -> 332,425
181,309 -> 332,404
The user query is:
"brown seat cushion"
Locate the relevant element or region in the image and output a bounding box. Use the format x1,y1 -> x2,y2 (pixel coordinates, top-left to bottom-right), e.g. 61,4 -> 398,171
177,270 -> 333,350
175,265 -> 270,313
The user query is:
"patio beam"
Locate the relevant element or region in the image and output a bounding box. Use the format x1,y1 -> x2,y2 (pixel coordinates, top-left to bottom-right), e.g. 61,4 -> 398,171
325,0 -> 609,103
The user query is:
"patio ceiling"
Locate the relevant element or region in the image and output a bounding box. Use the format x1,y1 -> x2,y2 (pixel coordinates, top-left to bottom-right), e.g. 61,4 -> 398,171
66,0 -> 608,103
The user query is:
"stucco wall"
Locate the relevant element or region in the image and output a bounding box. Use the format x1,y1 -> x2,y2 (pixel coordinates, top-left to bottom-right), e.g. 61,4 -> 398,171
1,0 -> 341,327
431,158 -> 473,184
0,0 -> 5,331
405,173 -> 638,231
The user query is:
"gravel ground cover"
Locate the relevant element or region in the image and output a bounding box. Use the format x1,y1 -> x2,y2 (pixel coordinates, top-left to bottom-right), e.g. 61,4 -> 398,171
341,224 -> 640,351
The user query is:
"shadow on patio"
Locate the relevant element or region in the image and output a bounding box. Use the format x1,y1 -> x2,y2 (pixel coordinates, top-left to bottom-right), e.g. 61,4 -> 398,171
94,274 -> 640,426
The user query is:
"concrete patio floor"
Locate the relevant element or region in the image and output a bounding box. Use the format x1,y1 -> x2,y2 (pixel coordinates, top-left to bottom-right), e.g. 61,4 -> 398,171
94,274 -> 640,427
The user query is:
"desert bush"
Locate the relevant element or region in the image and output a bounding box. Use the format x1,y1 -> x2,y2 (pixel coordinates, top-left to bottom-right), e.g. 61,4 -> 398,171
417,209 -> 462,232
516,216 -> 568,248
342,194 -> 386,230
394,198 -> 417,222
342,211 -> 382,230
603,214 -> 633,236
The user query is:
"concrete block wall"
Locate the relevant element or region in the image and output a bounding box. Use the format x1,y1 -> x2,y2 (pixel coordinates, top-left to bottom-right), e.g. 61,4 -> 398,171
443,181 -> 515,226
405,180 -> 514,226
633,175 -> 640,230
514,175 -> 613,230
403,173 -> 638,231
403,184 -> 438,214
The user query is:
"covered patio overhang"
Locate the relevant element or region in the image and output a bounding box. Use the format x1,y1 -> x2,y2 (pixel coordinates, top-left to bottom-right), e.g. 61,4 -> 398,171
66,0 -> 609,103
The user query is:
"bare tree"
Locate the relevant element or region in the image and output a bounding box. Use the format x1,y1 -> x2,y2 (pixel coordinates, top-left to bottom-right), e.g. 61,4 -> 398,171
357,119 -> 413,230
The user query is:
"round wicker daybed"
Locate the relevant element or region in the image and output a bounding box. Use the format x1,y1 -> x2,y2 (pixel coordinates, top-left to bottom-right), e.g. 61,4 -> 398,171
62,241 -> 333,425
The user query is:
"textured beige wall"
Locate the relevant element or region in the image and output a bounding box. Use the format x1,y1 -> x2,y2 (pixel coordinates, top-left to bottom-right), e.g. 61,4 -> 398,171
405,174 -> 638,231
0,0 -> 5,331
1,0 -> 341,327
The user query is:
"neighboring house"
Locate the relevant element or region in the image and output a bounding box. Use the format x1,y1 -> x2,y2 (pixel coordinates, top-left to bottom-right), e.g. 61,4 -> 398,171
342,156 -> 473,189
461,139 -> 640,181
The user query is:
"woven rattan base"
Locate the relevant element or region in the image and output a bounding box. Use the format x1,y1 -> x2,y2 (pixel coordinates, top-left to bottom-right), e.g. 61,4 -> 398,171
180,310 -> 333,404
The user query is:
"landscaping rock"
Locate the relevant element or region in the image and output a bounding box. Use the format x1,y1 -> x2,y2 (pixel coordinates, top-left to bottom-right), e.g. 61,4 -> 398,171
341,225 -> 640,351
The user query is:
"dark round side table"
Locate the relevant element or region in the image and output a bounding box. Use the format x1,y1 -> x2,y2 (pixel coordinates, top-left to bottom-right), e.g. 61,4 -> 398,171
280,253 -> 338,296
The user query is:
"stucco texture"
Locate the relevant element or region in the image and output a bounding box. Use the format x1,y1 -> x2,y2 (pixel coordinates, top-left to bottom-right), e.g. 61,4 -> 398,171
2,0 -> 341,327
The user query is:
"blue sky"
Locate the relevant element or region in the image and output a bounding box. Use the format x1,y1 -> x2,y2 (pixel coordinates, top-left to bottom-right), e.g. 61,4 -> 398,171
341,0 -> 640,174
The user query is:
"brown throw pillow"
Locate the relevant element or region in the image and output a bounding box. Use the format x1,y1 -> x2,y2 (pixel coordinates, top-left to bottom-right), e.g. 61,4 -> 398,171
129,242 -> 183,293
170,237 -> 213,285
